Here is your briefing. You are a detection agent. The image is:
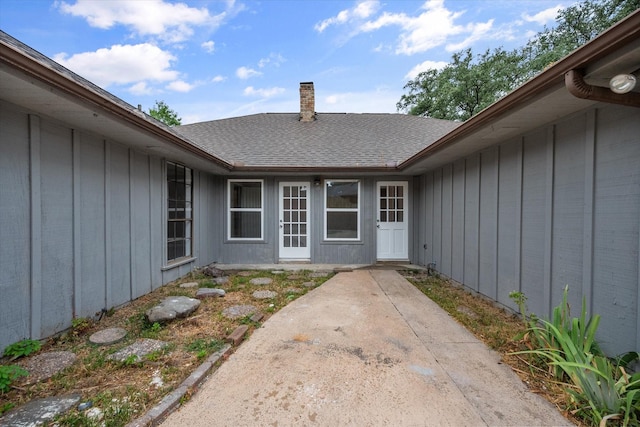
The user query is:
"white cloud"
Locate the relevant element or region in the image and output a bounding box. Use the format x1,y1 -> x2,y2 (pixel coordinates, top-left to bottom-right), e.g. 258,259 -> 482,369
53,43 -> 178,88
212,75 -> 226,83
318,86 -> 400,114
243,86 -> 285,98
236,66 -> 262,79
315,0 -> 380,32
445,19 -> 494,52
258,53 -> 285,68
405,60 -> 449,79
201,40 -> 215,53
522,5 -> 563,25
57,0 -> 231,43
128,81 -> 153,95
167,80 -> 195,92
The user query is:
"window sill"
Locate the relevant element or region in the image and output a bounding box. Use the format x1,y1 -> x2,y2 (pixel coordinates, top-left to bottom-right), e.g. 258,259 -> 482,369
162,256 -> 197,271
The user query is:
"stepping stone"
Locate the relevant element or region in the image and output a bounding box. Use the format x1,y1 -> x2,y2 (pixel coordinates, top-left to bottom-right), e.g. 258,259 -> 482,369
201,265 -> 224,277
287,274 -> 304,280
107,339 -> 168,363
214,276 -> 229,285
238,271 -> 254,277
0,394 -> 81,426
146,296 -> 200,323
252,290 -> 277,299
227,325 -> 249,346
222,305 -> 257,320
285,287 -> 302,294
250,277 -> 272,285
250,312 -> 264,322
89,327 -> 127,346
302,281 -> 316,288
179,282 -> 199,288
20,351 -> 77,384
196,288 -> 226,299
271,270 -> 286,275
310,272 -> 330,278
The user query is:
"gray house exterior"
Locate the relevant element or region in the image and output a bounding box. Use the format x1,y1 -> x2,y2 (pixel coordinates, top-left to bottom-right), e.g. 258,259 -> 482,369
0,11 -> 638,356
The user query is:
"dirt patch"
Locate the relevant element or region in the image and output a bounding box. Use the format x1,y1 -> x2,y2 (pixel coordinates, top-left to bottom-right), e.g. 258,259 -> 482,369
0,269 -> 333,424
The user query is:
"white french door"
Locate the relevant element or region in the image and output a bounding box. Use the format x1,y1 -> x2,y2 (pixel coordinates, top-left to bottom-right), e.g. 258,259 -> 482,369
376,181 -> 409,260
279,182 -> 310,259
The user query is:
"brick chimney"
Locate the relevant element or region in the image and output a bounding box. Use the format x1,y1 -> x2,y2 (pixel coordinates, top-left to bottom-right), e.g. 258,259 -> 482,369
299,82 -> 315,122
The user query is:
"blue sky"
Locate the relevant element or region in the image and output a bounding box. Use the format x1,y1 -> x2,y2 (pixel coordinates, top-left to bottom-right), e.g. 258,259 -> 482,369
0,0 -> 566,124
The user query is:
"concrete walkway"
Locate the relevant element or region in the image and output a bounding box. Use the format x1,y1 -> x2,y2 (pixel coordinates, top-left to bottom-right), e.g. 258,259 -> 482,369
160,270 -> 571,426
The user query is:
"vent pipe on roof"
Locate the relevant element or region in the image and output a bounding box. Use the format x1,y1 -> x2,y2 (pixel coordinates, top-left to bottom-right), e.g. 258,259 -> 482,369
565,69 -> 640,107
299,82 -> 316,122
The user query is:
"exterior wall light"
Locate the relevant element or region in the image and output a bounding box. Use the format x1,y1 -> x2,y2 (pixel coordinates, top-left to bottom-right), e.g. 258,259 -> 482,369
609,74 -> 637,94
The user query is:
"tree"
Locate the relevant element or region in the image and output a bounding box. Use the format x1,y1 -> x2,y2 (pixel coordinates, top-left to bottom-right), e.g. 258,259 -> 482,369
148,100 -> 182,126
397,0 -> 639,120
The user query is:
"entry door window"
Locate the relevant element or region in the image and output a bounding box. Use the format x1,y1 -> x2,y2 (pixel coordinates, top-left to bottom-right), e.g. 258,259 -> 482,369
377,182 -> 408,260
279,182 -> 310,259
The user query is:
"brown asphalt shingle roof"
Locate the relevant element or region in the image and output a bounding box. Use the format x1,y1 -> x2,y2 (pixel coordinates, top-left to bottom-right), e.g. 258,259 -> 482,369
176,113 -> 460,168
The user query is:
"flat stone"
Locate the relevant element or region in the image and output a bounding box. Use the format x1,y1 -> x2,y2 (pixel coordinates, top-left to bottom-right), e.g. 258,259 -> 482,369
222,305 -> 257,320
302,281 -> 316,288
309,271 -> 330,278
0,394 -> 81,426
285,287 -> 302,294
89,327 -> 127,345
237,271 -> 254,277
252,290 -> 277,299
196,288 -> 226,299
250,277 -> 272,285
146,296 -> 200,323
226,325 -> 250,346
20,351 -> 77,384
107,339 -> 168,363
456,305 -> 479,319
271,270 -> 286,275
179,282 -> 199,288
250,313 -> 264,322
214,276 -> 229,285
201,265 -> 224,277
287,274 -> 304,280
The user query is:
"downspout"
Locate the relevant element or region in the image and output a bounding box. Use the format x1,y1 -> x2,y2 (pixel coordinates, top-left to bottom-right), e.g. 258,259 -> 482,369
565,69 -> 640,107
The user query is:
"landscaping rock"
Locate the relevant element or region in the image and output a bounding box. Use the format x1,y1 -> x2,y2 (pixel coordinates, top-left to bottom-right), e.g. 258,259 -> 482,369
107,339 -> 168,363
20,351 -> 77,384
179,282 -> 199,288
287,274 -> 303,280
285,287 -> 302,294
226,325 -> 250,346
146,296 -> 200,323
250,277 -> 272,286
222,305 -> 257,320
214,276 -> 229,285
309,271 -> 330,278
196,288 -> 226,299
271,270 -> 286,275
252,290 -> 277,299
302,281 -> 316,288
201,265 -> 224,277
237,271 -> 254,277
0,394 -> 81,426
89,327 -> 127,346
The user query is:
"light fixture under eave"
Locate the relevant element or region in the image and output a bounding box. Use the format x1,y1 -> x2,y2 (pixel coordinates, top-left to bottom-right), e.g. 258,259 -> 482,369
609,74 -> 637,94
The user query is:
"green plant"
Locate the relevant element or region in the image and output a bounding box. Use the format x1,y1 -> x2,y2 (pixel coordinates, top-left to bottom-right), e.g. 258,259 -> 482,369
72,317 -> 91,332
3,339 -> 42,360
122,354 -> 141,367
515,287 -> 639,426
0,402 -> 15,416
0,365 -> 29,393
185,338 -> 224,356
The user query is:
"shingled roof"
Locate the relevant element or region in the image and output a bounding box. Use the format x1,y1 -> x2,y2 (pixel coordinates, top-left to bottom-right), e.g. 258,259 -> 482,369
176,112 -> 459,169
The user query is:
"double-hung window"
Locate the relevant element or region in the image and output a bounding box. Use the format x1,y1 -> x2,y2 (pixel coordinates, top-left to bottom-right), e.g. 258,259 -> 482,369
228,179 -> 263,240
167,162 -> 192,262
325,180 -> 360,240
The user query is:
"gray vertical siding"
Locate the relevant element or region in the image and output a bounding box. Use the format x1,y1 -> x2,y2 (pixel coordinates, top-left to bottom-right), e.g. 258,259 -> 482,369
0,101 -> 219,352
416,105 -> 640,356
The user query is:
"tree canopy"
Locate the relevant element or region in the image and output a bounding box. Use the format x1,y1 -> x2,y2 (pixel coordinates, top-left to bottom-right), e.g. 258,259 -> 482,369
148,100 -> 182,126
397,0 -> 639,121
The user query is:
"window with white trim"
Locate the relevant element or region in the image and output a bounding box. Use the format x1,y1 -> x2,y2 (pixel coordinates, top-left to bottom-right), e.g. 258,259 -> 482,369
228,179 -> 263,240
324,180 -> 360,240
167,162 -> 192,262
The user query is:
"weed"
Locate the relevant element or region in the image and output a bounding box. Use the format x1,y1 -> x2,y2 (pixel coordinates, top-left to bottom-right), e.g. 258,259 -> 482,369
3,339 -> 42,360
0,365 -> 29,393
71,317 -> 91,333
185,338 -> 224,356
121,354 -> 141,367
0,401 -> 15,416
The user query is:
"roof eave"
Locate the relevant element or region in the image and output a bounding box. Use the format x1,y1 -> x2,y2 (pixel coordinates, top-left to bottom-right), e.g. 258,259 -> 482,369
398,10 -> 640,171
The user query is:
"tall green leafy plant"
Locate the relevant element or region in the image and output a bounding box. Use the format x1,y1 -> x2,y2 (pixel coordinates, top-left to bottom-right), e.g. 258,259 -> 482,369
515,287 -> 640,425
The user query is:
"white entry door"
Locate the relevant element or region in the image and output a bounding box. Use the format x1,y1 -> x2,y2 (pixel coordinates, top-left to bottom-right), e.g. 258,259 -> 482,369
279,182 -> 310,260
377,181 -> 408,260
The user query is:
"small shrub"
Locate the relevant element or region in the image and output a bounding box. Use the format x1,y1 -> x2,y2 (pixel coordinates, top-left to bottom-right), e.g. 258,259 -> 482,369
3,339 -> 41,360
0,365 -> 29,393
72,317 -> 91,333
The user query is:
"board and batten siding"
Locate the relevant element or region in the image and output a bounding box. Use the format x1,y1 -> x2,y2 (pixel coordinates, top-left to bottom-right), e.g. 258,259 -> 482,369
416,105 -> 640,356
0,101 -> 219,352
